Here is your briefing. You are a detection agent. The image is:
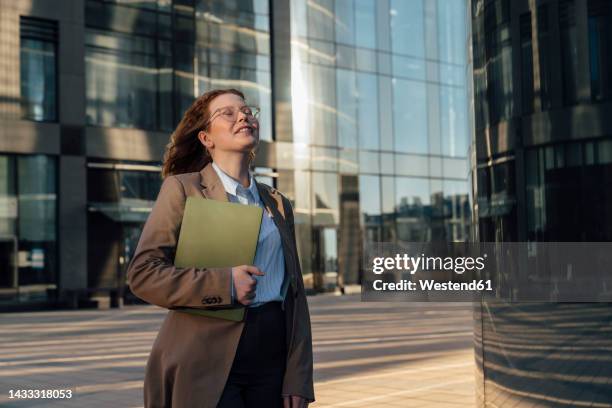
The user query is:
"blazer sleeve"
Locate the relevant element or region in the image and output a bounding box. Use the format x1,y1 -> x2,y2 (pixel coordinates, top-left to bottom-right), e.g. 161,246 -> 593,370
280,195 -> 315,403
126,175 -> 233,309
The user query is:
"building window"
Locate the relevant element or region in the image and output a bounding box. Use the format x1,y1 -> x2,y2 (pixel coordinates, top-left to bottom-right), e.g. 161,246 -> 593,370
85,29 -> 165,130
393,79 -> 428,154
358,174 -> 382,229
588,0 -> 612,101
440,85 -> 469,157
336,69 -> 358,149
395,176 -> 430,242
196,0 -> 273,141
472,5 -> 488,130
356,72 -> 379,150
438,0 -> 467,66
85,0 -> 176,131
354,0 -> 376,49
559,0 -> 579,105
390,0 -> 425,58
526,140 -> 612,241
484,0 -> 514,125
0,155 -> 57,297
335,0 -> 356,46
520,13 -> 534,114
19,17 -> 58,122
477,160 -> 517,241
443,180 -> 471,242
537,5 -> 552,110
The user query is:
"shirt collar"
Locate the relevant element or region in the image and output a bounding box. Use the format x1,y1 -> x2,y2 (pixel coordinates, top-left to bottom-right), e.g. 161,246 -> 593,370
211,161 -> 259,201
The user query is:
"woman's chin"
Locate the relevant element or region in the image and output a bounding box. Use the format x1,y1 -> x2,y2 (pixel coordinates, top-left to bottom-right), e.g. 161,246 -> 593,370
233,140 -> 258,153
238,135 -> 258,148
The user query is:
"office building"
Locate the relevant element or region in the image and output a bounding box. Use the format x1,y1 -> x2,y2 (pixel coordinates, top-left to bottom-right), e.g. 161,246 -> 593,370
0,1 -> 471,310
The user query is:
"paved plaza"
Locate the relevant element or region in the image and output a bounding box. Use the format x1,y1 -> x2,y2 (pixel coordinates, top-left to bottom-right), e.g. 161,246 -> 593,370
0,295 -> 476,407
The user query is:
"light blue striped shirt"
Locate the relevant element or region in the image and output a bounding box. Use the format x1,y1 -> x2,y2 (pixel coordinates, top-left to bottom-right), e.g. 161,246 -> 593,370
211,161 -> 288,308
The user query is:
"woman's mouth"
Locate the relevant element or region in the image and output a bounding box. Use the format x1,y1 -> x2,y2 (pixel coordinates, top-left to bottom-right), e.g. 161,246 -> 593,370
235,125 -> 254,135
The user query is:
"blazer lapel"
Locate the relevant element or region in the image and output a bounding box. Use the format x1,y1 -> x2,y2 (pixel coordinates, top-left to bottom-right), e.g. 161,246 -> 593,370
199,162 -> 229,202
257,182 -> 298,297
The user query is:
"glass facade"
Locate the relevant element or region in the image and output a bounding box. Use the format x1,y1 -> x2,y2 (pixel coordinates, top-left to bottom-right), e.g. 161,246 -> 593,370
84,0 -> 273,139
5,0 -> 471,301
526,139 -> 612,241
0,155 -> 57,303
471,0 -> 612,404
559,0 -> 579,105
288,0 -> 471,290
87,164 -> 162,295
588,0 -> 612,102
537,4 -> 553,110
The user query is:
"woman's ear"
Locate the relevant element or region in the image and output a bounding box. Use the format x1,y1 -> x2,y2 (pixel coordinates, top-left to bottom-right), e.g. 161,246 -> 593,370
198,131 -> 214,149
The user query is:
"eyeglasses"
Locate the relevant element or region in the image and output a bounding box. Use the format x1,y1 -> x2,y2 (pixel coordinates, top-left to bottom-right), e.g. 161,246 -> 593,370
208,105 -> 260,125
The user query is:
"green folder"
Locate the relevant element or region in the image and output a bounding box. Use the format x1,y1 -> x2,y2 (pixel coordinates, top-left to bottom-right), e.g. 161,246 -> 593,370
173,197 -> 263,322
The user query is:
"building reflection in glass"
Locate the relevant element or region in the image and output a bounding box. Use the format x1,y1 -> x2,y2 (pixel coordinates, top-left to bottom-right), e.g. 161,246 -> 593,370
287,0 -> 472,292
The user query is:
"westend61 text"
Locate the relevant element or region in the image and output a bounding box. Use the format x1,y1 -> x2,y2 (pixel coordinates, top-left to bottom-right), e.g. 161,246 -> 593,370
372,279 -> 493,292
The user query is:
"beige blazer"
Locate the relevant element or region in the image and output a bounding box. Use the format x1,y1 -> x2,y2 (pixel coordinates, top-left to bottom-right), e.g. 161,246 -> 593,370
126,162 -> 314,408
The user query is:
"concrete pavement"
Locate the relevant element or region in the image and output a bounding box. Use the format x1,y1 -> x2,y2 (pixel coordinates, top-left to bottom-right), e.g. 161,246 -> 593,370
0,294 -> 476,407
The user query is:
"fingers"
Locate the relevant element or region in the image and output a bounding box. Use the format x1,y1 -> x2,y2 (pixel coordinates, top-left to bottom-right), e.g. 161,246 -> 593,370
243,265 -> 265,276
232,265 -> 264,305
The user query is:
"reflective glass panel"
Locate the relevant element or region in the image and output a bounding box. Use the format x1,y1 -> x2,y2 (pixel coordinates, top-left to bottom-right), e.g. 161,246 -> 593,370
393,79 -> 428,153
390,0 -> 424,57
357,72 -> 380,150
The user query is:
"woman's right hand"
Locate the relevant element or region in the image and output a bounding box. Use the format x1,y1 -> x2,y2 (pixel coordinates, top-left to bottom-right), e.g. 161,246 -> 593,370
231,265 -> 265,305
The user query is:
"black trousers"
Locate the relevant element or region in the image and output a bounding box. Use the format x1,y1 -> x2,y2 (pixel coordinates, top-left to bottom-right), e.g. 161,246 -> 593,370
217,301 -> 287,408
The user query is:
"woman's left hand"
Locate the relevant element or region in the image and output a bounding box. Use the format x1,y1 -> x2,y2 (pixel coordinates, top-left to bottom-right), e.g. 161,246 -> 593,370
283,395 -> 308,408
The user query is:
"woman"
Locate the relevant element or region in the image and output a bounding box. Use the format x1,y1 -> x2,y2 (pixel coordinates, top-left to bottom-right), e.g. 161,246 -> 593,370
127,89 -> 314,408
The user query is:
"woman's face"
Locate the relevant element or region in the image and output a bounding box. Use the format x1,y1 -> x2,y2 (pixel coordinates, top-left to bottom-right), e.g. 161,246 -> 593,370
199,93 -> 259,156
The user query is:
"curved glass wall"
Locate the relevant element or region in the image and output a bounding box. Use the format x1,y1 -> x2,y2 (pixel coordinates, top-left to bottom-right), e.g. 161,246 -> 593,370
470,0 -> 612,405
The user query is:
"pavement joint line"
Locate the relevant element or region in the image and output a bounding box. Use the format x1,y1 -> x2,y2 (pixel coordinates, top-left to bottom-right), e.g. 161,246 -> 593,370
0,352 -> 151,367
313,331 -> 473,346
0,360 -> 147,377
0,332 -> 159,348
0,345 -> 155,361
315,361 -> 473,386
317,378 -> 474,407
75,380 -> 143,394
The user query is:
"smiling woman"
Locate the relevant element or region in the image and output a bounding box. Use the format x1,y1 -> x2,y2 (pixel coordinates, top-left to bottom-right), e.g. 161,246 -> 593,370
161,89 -> 258,178
127,88 -> 314,408
196,96 -> 261,166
